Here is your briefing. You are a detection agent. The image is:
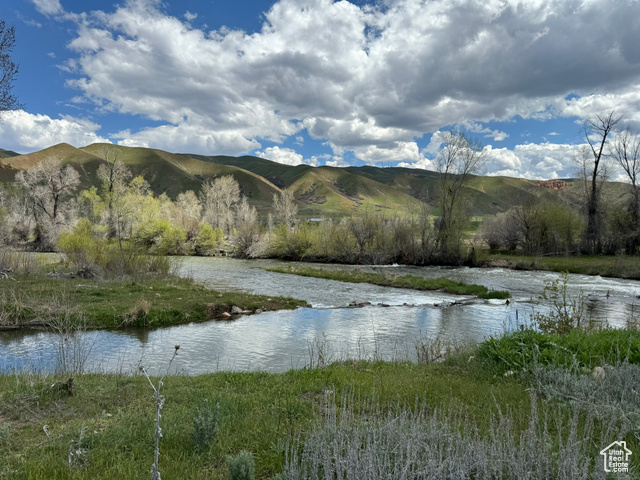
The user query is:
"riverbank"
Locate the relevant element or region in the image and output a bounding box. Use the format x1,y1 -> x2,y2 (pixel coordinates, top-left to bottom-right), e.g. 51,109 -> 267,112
477,251 -> 640,279
0,328 -> 638,479
263,265 -> 510,299
0,273 -> 307,330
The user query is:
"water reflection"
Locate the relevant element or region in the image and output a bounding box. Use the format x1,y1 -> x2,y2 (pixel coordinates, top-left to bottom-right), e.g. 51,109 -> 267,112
2,257 -> 640,374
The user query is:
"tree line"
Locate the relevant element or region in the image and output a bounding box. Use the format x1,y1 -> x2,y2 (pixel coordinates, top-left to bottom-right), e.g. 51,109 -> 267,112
1,119 -> 640,269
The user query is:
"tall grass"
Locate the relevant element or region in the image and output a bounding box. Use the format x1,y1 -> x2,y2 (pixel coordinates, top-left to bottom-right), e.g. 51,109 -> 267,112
284,390 -> 633,479
0,248 -> 41,276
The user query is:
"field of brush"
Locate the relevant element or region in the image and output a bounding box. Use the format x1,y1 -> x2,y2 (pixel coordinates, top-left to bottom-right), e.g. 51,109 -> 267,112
1,328 -> 639,479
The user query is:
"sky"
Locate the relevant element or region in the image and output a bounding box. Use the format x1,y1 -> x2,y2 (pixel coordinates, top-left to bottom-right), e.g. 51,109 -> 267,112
1,0 -> 640,180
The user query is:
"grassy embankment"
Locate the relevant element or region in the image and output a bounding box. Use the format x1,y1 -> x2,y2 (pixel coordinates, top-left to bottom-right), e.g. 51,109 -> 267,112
478,250 -> 640,279
1,328 -> 639,478
264,265 -> 510,300
0,253 -> 306,329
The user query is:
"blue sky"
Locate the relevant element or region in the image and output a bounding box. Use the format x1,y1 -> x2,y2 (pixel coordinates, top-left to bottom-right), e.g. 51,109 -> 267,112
1,0 -> 639,179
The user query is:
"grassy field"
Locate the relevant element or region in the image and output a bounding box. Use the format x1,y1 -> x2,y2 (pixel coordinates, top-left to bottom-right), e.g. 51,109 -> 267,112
478,250 -> 640,279
263,265 -> 511,299
0,273 -> 306,329
0,328 -> 638,479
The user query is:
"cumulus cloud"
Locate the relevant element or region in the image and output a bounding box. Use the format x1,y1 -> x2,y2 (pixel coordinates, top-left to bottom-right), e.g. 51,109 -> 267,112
31,0 -> 63,16
14,0 -> 640,176
256,146 -> 318,166
489,142 -> 585,180
0,110 -> 110,152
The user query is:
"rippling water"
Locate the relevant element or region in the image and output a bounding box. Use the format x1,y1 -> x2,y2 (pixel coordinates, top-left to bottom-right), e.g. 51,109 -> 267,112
2,257 -> 640,374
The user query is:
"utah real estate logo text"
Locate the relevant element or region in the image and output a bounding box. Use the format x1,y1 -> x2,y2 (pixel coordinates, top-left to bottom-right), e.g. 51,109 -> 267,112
600,441 -> 632,473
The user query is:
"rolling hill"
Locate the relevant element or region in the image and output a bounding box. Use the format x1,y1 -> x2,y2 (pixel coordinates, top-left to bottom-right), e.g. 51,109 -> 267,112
0,142 -> 624,218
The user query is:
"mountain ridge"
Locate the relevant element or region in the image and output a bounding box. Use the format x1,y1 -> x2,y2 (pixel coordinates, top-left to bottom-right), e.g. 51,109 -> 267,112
0,142 -> 616,217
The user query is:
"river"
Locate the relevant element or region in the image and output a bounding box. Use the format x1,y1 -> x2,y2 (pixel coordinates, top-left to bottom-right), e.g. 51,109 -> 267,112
1,257 -> 640,374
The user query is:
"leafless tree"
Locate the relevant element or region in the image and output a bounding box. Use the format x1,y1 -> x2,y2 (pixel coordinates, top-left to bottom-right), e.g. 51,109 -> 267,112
434,130 -> 486,262
611,128 -> 640,252
200,175 -> 240,235
0,20 -> 21,113
175,190 -> 202,236
612,129 -> 640,218
581,111 -> 621,253
273,188 -> 298,229
349,210 -> 378,257
234,197 -> 264,257
97,146 -> 131,240
16,157 -> 80,248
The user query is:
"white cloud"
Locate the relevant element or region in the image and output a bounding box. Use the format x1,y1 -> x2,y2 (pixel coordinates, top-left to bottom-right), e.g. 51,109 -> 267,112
0,110 -> 110,152
13,0 -> 640,176
486,146 -> 522,171
460,121 -> 508,142
32,0 -> 63,16
255,146 -> 317,166
509,142 -> 585,179
352,141 -> 424,164
114,122 -> 260,156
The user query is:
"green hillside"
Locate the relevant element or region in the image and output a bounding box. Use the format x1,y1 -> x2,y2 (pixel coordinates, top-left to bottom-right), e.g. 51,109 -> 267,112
0,148 -> 20,159
2,142 -> 631,219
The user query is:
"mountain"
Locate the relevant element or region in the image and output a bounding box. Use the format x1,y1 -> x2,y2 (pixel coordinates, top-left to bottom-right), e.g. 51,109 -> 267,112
1,142 -> 621,218
0,148 -> 20,159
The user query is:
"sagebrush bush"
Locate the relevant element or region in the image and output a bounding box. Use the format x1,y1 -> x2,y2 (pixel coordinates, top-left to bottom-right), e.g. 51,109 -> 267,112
226,450 -> 255,480
0,423 -> 10,445
192,399 -> 220,453
532,361 -> 640,423
283,392 -> 633,480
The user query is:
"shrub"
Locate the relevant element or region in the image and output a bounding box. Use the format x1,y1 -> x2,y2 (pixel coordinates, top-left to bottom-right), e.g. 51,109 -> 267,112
192,399 -> 220,453
0,423 -> 10,446
226,450 -> 255,480
284,392 -> 627,480
195,223 -> 224,256
533,272 -> 586,334
57,219 -> 107,275
476,327 -> 640,373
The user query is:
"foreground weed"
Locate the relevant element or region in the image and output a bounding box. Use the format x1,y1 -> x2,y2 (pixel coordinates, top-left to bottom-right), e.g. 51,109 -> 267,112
532,361 -> 640,424
227,450 -> 256,480
141,345 -> 180,480
283,391 -> 634,479
192,399 -> 220,453
68,426 -> 89,469
0,422 -> 10,445
534,272 -> 587,334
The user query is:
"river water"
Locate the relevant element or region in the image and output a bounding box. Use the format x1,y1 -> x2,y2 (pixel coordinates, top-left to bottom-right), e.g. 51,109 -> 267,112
2,257 -> 640,374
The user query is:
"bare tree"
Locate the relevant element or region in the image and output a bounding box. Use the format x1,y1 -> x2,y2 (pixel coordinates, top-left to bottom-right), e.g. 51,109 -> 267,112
611,128 -> 640,252
16,157 -> 80,248
234,197 -> 264,257
97,146 -> 132,241
349,210 -> 378,257
434,130 -> 486,262
200,175 -> 240,235
581,111 -> 621,253
273,188 -> 298,229
0,20 -> 21,113
175,190 -> 202,237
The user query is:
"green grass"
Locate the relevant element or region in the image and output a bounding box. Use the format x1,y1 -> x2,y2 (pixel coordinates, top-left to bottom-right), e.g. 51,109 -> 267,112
2,328 -> 640,478
263,265 -> 510,299
0,273 -> 306,329
0,360 -> 529,479
478,250 -> 640,279
476,327 -> 640,374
